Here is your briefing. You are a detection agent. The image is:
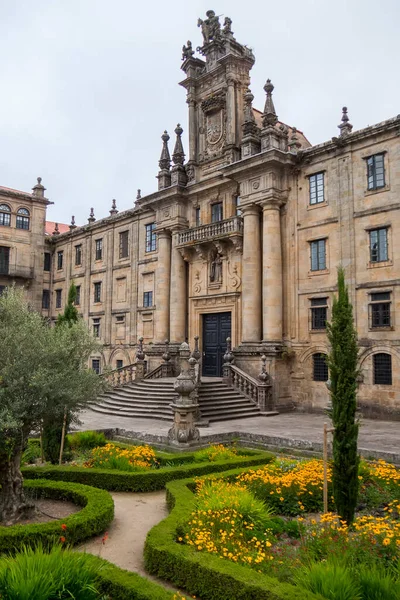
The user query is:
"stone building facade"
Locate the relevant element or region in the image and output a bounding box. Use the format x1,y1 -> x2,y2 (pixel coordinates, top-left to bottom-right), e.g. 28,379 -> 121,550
1,11 -> 400,419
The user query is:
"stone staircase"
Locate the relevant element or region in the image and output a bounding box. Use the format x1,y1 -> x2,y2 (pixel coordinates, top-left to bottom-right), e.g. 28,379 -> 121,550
91,377 -> 276,423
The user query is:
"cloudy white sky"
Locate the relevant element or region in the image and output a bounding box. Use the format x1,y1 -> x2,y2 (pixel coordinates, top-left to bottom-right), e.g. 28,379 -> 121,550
0,0 -> 398,225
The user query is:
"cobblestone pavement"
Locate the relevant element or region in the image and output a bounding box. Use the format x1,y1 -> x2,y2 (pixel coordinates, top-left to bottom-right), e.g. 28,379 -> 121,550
78,409 -> 400,461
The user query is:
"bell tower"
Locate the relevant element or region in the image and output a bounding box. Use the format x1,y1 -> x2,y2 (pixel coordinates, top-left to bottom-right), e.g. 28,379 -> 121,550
180,11 -> 255,182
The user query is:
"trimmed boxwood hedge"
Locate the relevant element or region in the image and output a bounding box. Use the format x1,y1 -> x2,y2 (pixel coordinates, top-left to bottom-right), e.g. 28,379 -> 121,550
0,479 -> 114,554
21,450 -> 274,492
144,468 -> 322,600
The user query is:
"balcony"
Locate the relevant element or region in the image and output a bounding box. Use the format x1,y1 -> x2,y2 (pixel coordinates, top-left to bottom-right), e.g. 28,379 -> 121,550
0,265 -> 34,279
178,216 -> 243,247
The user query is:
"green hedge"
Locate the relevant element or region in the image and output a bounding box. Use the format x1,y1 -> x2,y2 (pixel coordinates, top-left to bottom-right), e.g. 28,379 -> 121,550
0,479 -> 114,554
144,469 -> 322,600
22,451 -> 274,492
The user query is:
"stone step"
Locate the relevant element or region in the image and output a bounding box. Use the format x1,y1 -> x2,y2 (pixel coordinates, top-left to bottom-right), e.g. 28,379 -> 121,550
99,397 -> 173,411
90,405 -> 173,421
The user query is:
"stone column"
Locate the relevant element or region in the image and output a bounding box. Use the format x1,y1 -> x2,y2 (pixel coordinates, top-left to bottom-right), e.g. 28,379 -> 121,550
170,231 -> 187,343
187,97 -> 197,162
241,204 -> 262,342
226,78 -> 236,146
156,229 -> 171,341
262,201 -> 283,342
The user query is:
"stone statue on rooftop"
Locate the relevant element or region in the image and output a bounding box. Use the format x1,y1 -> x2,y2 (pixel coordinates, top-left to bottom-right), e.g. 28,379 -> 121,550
198,10 -> 221,44
222,16 -> 233,35
182,40 -> 195,60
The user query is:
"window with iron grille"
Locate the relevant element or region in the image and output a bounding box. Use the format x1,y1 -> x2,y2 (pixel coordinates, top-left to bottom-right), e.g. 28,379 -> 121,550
309,173 -> 325,205
94,282 -> 102,303
92,359 -> 100,374
145,223 -> 157,253
310,297 -> 328,330
75,285 -> 81,306
211,202 -> 223,223
16,208 -> 30,230
195,207 -> 201,227
143,291 -> 153,307
44,252 -> 51,271
75,245 -> 82,266
0,204 -> 11,227
367,154 -> 385,190
93,318 -> 100,338
310,239 -> 326,271
369,292 -> 391,328
57,251 -> 63,270
369,228 -> 388,263
95,239 -> 103,261
119,231 -> 129,258
55,289 -> 62,309
373,353 -> 392,385
313,353 -> 328,381
116,359 -> 123,370
42,289 -> 50,309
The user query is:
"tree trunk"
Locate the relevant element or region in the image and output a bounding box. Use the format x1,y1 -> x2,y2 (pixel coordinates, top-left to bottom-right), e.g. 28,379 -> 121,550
0,445 -> 33,525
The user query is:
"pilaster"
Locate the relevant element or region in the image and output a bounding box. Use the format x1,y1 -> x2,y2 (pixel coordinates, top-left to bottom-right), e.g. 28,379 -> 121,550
241,204 -> 262,342
155,229 -> 171,341
262,200 -> 283,342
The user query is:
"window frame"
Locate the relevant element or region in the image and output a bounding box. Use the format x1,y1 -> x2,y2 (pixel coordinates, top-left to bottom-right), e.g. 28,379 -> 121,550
195,207 -> 201,227
92,318 -> 100,338
16,207 -> 30,230
369,227 -> 388,263
57,250 -> 63,271
310,297 -> 328,330
92,359 -> 101,374
42,289 -> 50,310
367,153 -> 385,191
75,285 -> 81,306
211,202 -> 223,223
75,244 -> 82,266
0,204 -> 11,227
312,353 -> 329,382
44,252 -> 51,272
373,353 -> 392,385
93,281 -> 102,303
116,359 -> 123,370
310,239 -> 327,272
309,172 -> 325,205
145,223 -> 157,253
119,230 -> 129,259
95,239 -> 103,261
55,289 -> 62,309
143,291 -> 153,308
369,291 -> 391,329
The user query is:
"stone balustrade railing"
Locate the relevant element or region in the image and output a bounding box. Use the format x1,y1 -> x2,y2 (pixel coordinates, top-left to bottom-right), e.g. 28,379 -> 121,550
225,364 -> 273,412
101,363 -> 136,388
178,216 -> 243,245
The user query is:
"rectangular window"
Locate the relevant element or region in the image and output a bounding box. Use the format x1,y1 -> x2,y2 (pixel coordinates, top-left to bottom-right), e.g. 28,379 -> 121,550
44,252 -> 51,272
94,282 -> 102,303
55,289 -> 62,309
370,292 -> 391,328
309,172 -> 325,205
57,251 -> 63,270
95,239 -> 103,261
116,359 -> 123,370
75,285 -> 81,306
367,153 -> 385,190
211,202 -> 223,223
75,245 -> 82,266
116,315 -> 125,323
143,291 -> 153,307
92,359 -> 100,374
93,318 -> 100,338
145,223 -> 157,253
310,297 -> 328,330
119,231 -> 129,259
42,289 -> 50,309
373,353 -> 392,385
195,207 -> 201,227
369,228 -> 388,263
0,246 -> 10,275
313,353 -> 328,381
310,239 -> 326,271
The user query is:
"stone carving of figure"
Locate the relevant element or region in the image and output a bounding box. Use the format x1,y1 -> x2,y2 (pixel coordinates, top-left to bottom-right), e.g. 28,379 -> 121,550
222,16 -> 233,35
197,10 -> 221,44
182,40 -> 195,60
210,252 -> 223,283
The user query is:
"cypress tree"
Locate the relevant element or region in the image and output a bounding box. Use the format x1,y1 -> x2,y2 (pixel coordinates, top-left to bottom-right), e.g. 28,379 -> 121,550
56,281 -> 79,327
326,267 -> 360,525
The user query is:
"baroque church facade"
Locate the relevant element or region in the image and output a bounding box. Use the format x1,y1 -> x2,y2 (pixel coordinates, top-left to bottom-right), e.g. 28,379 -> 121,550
1,11 -> 400,419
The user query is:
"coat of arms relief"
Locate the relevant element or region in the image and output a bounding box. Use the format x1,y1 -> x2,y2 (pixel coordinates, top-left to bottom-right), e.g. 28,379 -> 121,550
200,93 -> 226,160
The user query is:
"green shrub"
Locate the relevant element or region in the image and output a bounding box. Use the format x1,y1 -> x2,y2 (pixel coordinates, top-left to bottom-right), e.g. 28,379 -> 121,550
0,479 -> 114,554
22,452 -> 274,492
294,562 -> 361,600
193,444 -> 239,462
355,564 -> 400,600
0,544 -> 101,599
42,418 -> 71,465
68,430 -> 107,451
22,439 -> 42,465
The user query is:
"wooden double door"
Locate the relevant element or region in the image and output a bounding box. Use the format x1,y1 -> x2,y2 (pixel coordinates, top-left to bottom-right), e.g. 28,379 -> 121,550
202,312 -> 231,377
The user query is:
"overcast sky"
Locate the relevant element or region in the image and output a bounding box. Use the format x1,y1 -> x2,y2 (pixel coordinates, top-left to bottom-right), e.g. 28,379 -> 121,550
0,0 -> 399,225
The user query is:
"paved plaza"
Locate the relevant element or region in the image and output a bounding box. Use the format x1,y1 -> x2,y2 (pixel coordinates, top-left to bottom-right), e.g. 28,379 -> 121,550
78,410 -> 400,463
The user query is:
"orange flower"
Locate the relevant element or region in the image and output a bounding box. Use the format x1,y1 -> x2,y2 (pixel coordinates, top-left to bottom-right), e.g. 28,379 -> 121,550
61,524 -> 67,531
102,531 -> 109,545
60,536 -> 66,543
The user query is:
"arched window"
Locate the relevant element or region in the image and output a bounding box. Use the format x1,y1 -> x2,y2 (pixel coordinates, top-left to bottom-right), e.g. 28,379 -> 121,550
373,353 -> 392,385
313,353 -> 328,381
0,204 -> 11,227
16,207 -> 30,230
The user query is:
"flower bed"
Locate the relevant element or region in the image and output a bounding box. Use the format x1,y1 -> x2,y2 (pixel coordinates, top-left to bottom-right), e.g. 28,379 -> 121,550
0,479 -> 114,554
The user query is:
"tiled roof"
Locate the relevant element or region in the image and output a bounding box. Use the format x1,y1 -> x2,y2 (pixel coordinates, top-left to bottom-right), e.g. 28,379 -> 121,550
45,221 -> 70,235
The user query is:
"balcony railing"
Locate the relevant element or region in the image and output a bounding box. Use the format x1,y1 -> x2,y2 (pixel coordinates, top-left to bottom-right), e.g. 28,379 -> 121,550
178,216 -> 243,245
0,265 -> 34,279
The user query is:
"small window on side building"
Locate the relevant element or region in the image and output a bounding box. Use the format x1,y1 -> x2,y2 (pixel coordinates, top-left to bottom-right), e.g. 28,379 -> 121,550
313,353 -> 328,381
373,353 -> 392,385
367,154 -> 385,190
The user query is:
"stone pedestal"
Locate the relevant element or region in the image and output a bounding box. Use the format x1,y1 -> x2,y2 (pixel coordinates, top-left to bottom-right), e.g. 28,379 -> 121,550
262,202 -> 283,342
135,337 -> 146,381
155,229 -> 171,342
241,205 -> 262,342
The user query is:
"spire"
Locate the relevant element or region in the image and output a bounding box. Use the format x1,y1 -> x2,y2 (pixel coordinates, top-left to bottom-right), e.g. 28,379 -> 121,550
171,124 -> 187,187
134,189 -> 141,206
157,131 -> 171,190
338,106 -> 353,137
32,176 -> 46,198
88,207 -> 95,224
109,199 -> 118,215
69,215 -> 77,231
52,222 -> 60,236
262,79 -> 278,127
241,88 -> 260,158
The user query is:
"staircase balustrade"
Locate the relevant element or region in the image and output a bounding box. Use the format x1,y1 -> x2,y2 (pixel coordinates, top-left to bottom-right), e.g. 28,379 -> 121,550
226,364 -> 273,412
101,363 -> 136,388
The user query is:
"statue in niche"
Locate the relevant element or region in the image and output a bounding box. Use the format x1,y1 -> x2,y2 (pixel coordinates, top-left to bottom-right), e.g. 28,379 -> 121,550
182,40 -> 195,60
210,252 -> 223,283
197,10 -> 221,44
